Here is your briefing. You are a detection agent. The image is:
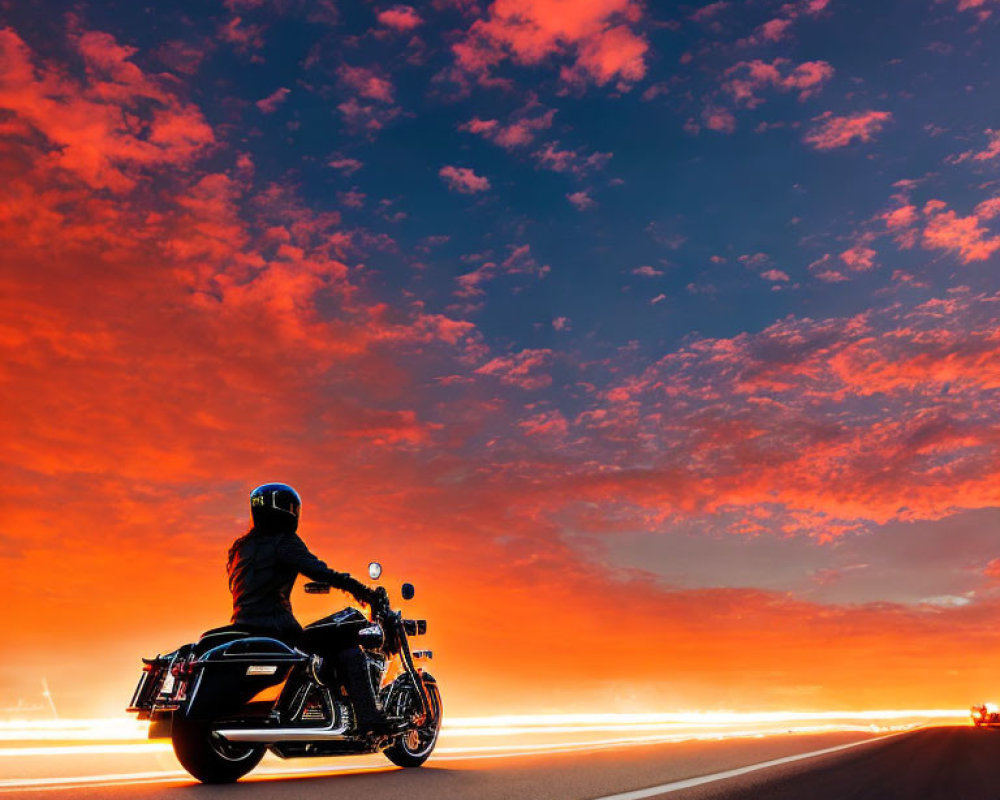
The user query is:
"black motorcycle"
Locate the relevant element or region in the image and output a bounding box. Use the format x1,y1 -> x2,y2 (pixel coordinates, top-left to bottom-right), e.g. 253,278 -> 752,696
127,562 -> 441,784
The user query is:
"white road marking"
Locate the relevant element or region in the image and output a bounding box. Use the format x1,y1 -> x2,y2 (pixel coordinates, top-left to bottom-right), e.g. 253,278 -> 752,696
589,731 -> 909,799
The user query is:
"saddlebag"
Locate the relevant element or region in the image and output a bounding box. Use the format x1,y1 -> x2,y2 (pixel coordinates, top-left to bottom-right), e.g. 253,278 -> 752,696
182,637 -> 309,721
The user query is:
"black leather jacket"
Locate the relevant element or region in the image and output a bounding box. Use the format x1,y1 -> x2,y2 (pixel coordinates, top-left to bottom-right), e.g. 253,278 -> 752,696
228,529 -> 372,637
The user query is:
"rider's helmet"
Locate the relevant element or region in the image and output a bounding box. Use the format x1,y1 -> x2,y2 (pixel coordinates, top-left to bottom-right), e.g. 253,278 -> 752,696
250,483 -> 301,533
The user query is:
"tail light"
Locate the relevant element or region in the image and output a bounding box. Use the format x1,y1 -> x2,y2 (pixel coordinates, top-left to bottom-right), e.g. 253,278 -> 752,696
171,657 -> 194,678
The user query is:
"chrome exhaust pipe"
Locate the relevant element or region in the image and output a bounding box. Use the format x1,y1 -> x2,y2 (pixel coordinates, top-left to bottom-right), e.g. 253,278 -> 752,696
215,720 -> 350,742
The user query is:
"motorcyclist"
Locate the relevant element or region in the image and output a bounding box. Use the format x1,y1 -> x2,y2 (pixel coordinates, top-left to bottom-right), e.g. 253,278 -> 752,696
226,482 -> 397,736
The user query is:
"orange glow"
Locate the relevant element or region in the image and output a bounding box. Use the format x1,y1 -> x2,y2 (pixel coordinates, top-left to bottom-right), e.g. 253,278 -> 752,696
0,713 -> 964,791
0,710 -> 965,744
3,14 -> 1000,729
247,681 -> 287,704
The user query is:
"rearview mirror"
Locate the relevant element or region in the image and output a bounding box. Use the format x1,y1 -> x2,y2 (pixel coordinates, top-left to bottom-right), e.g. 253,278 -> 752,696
401,583 -> 415,600
368,561 -> 382,580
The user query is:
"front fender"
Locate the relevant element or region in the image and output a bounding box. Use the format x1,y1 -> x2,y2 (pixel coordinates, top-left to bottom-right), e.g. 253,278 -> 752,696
418,670 -> 437,686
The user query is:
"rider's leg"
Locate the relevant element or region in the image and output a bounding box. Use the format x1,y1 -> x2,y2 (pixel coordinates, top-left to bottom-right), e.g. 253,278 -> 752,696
333,645 -> 384,730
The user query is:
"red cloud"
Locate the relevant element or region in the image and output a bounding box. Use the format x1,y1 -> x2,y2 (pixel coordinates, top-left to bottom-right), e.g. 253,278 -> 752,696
758,18 -> 793,40
0,22 -> 479,484
219,16 -> 265,52
439,165 -> 491,194
328,156 -> 363,174
878,194 -> 1000,263
702,106 -> 736,133
951,129 -> 1000,164
984,558 -> 1000,583
976,197 -> 1000,219
883,204 -> 918,230
0,28 -> 215,192
879,198 -> 921,249
376,5 -> 423,31
155,39 -> 207,75
337,98 -> 402,132
335,407 -> 435,446
839,246 -> 877,271
690,1 -> 729,23
922,199 -> 1000,263
547,291 -> 1000,540
563,22 -> 647,88
475,348 -> 554,390
519,409 -> 569,437
338,63 -> 395,103
566,190 -> 594,210
533,141 -> 612,175
722,59 -> 834,108
454,243 -> 549,298
460,108 -> 555,149
256,86 -> 290,113
453,0 -> 648,90
804,110 -> 892,150
738,0 -> 831,45
760,268 -> 790,281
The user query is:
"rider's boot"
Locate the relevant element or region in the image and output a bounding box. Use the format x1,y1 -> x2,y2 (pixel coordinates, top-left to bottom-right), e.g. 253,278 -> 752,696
337,646 -> 406,737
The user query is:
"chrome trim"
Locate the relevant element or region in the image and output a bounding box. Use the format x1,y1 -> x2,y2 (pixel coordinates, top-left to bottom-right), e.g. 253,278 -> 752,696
289,683 -> 312,720
216,719 -> 350,742
184,670 -> 205,710
128,671 -> 149,709
217,688 -> 349,742
194,637 -> 308,664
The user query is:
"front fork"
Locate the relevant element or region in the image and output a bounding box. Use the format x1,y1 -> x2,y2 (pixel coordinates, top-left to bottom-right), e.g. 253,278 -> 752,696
392,613 -> 432,722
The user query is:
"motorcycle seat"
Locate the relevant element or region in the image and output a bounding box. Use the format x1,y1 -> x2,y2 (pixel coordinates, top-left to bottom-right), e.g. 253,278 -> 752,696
194,625 -> 254,657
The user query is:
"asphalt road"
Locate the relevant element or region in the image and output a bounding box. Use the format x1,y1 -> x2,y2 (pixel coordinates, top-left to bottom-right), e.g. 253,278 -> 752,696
673,726 -> 1000,800
2,727 -> 996,799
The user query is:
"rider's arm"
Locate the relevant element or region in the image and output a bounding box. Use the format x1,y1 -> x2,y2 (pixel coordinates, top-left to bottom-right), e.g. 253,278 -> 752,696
277,534 -> 374,604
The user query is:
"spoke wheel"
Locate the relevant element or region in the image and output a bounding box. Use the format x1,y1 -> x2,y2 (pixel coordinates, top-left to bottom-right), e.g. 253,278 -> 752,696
383,676 -> 442,768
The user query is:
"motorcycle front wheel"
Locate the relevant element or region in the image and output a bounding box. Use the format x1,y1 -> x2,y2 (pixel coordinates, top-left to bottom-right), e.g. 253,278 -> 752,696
383,676 -> 442,768
171,718 -> 265,784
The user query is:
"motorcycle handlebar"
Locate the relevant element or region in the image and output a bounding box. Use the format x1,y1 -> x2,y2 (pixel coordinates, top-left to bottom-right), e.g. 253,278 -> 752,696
303,581 -> 393,626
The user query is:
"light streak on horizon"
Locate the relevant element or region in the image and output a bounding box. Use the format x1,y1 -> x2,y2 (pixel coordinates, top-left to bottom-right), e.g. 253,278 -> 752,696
0,722 -> 929,760
446,709 -> 969,727
0,710 -> 970,772
0,710 -> 968,743
0,726 -> 924,792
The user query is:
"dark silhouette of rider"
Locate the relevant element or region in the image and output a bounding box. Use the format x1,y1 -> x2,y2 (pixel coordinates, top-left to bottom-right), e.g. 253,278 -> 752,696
226,482 -> 394,734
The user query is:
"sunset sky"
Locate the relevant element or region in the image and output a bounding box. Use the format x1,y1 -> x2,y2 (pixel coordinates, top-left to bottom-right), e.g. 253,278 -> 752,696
2,0 -> 1000,719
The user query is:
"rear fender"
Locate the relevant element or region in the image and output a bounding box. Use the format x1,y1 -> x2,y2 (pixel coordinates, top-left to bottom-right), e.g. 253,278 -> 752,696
127,648 -> 187,717
147,710 -> 173,740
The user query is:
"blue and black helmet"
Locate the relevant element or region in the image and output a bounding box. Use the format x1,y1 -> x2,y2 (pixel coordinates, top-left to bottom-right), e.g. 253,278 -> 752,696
250,482 -> 301,527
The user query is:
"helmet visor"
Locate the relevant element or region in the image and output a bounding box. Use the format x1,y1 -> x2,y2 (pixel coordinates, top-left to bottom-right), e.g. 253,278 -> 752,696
251,489 -> 300,517
280,498 -> 300,517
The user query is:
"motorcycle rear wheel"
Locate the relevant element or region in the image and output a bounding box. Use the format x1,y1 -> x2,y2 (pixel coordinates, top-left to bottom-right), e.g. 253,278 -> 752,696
383,677 -> 442,768
171,718 -> 265,784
